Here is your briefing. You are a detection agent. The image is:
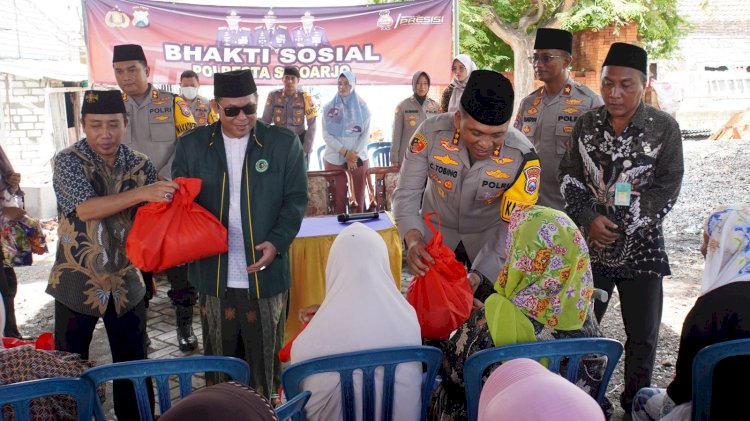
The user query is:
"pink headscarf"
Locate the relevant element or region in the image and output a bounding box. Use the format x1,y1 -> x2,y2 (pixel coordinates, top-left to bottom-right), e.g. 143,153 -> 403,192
478,358 -> 604,421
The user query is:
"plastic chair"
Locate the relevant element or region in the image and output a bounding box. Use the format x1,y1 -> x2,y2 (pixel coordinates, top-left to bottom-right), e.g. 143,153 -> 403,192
276,390 -> 312,421
81,355 -> 250,421
463,337 -> 623,421
281,345 -> 442,421
367,141 -> 392,167
0,377 -> 96,421
316,144 -> 326,170
692,337 -> 750,421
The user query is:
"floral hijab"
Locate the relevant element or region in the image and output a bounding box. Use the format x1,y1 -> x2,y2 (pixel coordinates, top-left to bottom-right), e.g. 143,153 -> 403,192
700,205 -> 750,296
484,206 -> 594,347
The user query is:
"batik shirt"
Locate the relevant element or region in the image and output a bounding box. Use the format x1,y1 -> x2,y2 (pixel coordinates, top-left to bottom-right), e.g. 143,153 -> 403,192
47,139 -> 157,317
559,103 -> 683,279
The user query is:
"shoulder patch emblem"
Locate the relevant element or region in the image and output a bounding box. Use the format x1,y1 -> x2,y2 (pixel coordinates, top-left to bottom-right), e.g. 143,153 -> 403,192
440,140 -> 460,152
485,169 -> 510,179
561,107 -> 580,114
564,98 -> 583,105
491,157 -> 514,165
433,154 -> 459,166
409,133 -> 428,154
523,165 -> 541,195
176,99 -> 191,117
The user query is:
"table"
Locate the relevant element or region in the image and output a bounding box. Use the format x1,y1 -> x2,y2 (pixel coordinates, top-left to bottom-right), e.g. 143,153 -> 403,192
284,212 -> 402,343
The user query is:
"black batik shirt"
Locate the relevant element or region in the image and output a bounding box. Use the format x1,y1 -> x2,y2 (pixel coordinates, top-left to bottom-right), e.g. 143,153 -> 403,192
559,103 -> 683,279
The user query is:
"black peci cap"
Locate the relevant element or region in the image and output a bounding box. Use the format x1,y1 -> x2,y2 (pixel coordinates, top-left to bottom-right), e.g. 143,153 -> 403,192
534,28 -> 573,54
460,70 -> 514,126
81,90 -> 126,114
214,70 -> 257,98
112,44 -> 147,63
602,42 -> 648,75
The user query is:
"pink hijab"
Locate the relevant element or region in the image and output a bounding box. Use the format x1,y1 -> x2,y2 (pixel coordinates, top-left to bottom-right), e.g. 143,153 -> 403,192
478,358 -> 604,421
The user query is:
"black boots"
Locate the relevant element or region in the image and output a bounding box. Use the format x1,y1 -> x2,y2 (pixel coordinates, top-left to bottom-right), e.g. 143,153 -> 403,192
176,305 -> 198,352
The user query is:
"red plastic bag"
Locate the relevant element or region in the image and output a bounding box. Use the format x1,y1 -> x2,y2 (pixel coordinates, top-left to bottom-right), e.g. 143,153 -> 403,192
2,332 -> 54,350
406,213 -> 473,340
278,321 -> 309,363
126,177 -> 228,272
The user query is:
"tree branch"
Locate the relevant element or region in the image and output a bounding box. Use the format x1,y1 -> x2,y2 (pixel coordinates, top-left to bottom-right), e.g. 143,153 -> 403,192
518,0 -> 545,33
480,6 -> 520,43
542,0 -> 578,28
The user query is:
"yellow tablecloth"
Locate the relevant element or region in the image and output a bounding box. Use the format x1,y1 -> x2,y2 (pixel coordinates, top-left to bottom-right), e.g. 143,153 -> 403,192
284,212 -> 402,343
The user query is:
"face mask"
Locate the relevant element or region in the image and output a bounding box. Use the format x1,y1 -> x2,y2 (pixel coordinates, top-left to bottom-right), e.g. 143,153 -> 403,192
180,86 -> 198,100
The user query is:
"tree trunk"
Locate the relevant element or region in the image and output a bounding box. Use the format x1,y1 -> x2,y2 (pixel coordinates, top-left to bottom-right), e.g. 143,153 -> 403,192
508,35 -> 536,115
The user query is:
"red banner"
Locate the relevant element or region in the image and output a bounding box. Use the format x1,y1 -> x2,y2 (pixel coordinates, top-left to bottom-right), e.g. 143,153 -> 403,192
84,0 -> 453,86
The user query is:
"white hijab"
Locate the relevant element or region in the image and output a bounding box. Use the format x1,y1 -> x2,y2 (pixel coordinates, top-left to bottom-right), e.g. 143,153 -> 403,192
700,205 -> 750,296
290,222 -> 422,421
447,54 -> 477,113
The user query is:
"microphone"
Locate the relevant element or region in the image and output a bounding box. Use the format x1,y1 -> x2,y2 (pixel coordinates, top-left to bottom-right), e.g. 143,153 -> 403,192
337,211 -> 380,223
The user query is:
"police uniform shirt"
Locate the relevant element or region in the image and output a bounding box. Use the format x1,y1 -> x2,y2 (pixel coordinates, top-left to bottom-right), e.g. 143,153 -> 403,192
514,76 -> 602,210
261,89 -> 318,154
122,85 -> 196,179
291,26 -> 330,47
255,26 -> 291,49
189,95 -> 218,126
390,96 -> 440,165
393,113 -> 540,282
216,27 -> 253,47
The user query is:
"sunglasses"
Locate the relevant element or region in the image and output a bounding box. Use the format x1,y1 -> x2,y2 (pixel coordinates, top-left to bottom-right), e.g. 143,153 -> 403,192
218,103 -> 257,117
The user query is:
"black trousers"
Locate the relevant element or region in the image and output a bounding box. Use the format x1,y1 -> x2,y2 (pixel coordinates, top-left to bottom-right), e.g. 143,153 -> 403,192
54,298 -> 154,421
142,266 -> 196,307
594,273 -> 663,413
0,266 -> 20,337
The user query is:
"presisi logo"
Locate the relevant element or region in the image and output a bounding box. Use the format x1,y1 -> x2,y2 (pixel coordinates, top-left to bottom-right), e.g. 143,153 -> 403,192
393,14 -> 444,28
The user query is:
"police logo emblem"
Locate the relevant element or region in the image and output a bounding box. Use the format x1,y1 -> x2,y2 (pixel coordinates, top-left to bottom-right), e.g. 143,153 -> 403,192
255,159 -> 269,173
176,99 -> 191,117
409,133 -> 427,154
485,169 -> 510,179
491,157 -> 514,165
409,121 -> 416,126
132,6 -> 149,28
376,10 -> 394,30
527,107 -> 538,116
523,165 -> 541,195
532,98 -> 541,106
433,154 -> 459,166
105,6 -> 130,28
522,125 -> 531,134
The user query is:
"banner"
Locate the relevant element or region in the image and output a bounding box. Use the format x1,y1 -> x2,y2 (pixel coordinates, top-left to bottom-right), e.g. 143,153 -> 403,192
84,0 -> 453,86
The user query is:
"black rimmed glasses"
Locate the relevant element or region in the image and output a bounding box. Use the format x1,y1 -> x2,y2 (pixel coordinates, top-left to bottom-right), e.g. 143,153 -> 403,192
218,103 -> 257,117
528,54 -> 562,64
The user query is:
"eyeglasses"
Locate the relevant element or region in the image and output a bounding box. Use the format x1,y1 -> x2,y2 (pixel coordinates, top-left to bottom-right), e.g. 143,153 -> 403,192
218,103 -> 257,117
528,54 -> 562,64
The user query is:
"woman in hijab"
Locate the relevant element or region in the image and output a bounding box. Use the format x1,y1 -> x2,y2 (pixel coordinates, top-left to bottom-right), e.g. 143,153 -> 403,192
440,54 -> 477,113
390,71 -> 441,166
632,205 -> 750,420
478,358 -> 604,421
322,71 -> 372,213
430,206 -> 605,421
160,381 -> 279,421
290,222 -> 423,421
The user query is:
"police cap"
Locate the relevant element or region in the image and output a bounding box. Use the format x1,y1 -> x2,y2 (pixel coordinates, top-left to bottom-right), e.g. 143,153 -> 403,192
460,70 -> 514,126
112,44 -> 147,63
81,90 -> 126,115
214,70 -> 257,98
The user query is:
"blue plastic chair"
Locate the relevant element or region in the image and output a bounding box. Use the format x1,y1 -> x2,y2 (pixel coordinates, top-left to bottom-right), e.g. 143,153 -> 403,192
276,390 -> 312,421
0,377 -> 96,421
81,356 -> 250,421
367,142 -> 392,167
692,337 -> 750,421
281,345 -> 442,421
316,144 -> 326,170
463,337 -> 623,421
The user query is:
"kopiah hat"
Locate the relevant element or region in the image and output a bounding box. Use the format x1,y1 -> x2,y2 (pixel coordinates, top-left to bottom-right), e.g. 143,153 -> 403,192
283,66 -> 301,78
112,44 -> 147,63
602,42 -> 648,75
534,28 -> 573,54
460,70 -> 514,126
214,70 -> 257,98
81,90 -> 126,115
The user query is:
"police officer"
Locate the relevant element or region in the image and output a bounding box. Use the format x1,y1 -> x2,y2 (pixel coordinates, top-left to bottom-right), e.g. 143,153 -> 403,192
393,70 -> 540,286
391,71 -> 441,166
261,66 -> 317,169
216,11 -> 253,47
112,44 -> 199,352
255,10 -> 291,51
514,28 -> 602,211
180,70 -> 218,126
291,12 -> 330,48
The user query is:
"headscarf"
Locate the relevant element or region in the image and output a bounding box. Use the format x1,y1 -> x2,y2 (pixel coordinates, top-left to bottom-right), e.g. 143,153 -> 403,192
478,358 -> 604,421
699,205 -> 750,296
412,71 -> 430,106
159,381 -> 278,421
290,222 -> 422,421
0,146 -> 19,195
484,206 -> 594,348
323,71 -> 371,138
447,54 -> 477,113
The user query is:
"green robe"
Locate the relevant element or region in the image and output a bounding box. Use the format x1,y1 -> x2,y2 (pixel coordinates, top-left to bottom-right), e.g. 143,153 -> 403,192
172,120 -> 308,299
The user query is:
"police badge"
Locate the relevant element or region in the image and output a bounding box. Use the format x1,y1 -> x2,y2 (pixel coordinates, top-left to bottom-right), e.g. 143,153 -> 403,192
105,6 -> 130,28
376,10 -> 394,30
132,6 -> 149,28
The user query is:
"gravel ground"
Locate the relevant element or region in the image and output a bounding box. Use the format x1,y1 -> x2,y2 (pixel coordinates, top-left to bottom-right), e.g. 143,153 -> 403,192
603,138 -> 750,420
